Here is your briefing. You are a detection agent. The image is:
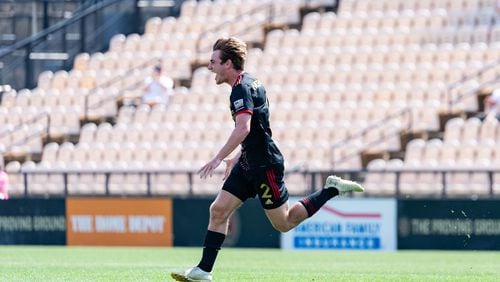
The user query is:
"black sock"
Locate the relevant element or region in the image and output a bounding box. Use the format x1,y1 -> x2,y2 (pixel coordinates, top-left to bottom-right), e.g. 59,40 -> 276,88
197,230 -> 226,272
299,188 -> 339,217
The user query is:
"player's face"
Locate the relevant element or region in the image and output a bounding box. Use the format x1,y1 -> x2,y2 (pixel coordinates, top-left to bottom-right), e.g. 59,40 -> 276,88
208,50 -> 227,85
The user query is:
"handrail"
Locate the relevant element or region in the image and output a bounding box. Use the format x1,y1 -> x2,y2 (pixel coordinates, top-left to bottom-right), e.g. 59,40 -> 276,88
12,167 -> 500,198
0,56 -> 155,153
330,58 -> 500,170
0,0 -> 123,60
194,2 -> 275,59
446,58 -> 500,113
0,0 -> 137,89
1,111 -> 50,153
0,111 -> 50,140
451,77 -> 500,108
0,57 -> 154,155
83,56 -> 159,120
330,107 -> 413,169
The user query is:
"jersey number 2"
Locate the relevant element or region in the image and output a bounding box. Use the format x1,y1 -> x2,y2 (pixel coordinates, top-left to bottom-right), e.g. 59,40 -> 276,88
260,183 -> 272,199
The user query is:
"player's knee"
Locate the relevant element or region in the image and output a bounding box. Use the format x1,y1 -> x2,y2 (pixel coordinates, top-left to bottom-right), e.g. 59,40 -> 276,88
209,202 -> 230,223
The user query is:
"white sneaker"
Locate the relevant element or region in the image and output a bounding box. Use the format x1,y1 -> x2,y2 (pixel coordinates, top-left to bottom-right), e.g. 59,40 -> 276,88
324,175 -> 364,194
171,266 -> 212,282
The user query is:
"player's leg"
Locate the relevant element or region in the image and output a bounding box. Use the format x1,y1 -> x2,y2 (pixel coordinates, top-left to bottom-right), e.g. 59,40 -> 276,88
172,165 -> 250,282
264,200 -> 308,232
258,165 -> 364,232
254,164 -> 302,232
171,191 -> 242,282
199,190 -> 242,271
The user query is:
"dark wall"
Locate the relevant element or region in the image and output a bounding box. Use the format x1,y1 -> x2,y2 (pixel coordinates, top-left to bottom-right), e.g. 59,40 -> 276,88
173,198 -> 280,248
0,198 -> 66,245
398,199 -> 500,250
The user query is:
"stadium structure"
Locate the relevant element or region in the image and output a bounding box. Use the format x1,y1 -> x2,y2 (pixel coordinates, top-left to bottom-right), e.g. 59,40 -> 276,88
0,0 -> 499,251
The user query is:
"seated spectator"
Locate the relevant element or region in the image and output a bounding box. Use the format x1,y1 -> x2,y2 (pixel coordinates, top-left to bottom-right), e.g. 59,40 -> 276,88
141,64 -> 174,107
0,165 -> 9,200
484,88 -> 500,121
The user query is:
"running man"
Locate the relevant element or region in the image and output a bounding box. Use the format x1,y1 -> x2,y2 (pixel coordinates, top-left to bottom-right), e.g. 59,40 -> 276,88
171,37 -> 364,282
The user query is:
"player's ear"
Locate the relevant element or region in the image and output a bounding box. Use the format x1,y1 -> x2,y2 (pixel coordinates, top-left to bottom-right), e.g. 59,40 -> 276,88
224,59 -> 233,69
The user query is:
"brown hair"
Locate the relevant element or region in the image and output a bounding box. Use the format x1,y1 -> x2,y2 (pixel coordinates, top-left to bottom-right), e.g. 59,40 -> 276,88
212,37 -> 247,70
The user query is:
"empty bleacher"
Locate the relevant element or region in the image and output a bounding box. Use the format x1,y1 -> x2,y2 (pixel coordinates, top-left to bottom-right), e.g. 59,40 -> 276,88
1,0 -> 499,198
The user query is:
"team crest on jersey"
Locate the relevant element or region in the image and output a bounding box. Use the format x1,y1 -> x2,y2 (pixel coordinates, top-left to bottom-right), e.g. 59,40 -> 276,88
233,99 -> 244,110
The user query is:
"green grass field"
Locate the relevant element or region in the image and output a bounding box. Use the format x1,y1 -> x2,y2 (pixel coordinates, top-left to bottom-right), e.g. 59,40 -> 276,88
0,246 -> 499,281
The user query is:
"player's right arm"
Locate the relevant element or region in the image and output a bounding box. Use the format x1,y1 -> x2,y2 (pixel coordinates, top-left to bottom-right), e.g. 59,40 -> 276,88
198,112 -> 251,179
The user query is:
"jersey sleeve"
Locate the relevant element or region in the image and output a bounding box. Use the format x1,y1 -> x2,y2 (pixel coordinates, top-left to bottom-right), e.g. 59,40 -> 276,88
230,85 -> 254,116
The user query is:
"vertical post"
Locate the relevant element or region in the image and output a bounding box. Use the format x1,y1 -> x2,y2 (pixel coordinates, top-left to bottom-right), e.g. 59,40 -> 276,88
488,170 -> 493,196
188,172 -> 193,196
62,26 -> 67,69
23,172 -> 28,197
0,62 -> 4,85
395,171 -> 400,197
134,0 -> 141,34
31,1 -> 38,36
25,44 -> 33,89
146,172 -> 151,196
441,171 -> 446,196
63,173 -> 68,196
310,171 -> 316,194
80,11 -> 86,53
105,172 -> 110,195
42,0 -> 49,30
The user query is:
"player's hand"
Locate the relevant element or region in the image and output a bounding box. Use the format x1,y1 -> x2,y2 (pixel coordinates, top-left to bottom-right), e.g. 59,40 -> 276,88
222,158 -> 237,181
198,158 -> 222,179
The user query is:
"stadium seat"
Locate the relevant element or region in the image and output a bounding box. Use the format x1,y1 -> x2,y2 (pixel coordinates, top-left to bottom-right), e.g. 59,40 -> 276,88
3,0 -> 498,198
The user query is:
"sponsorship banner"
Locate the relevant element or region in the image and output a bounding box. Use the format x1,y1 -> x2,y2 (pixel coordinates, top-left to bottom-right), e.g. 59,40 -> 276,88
173,198 -> 279,248
0,199 -> 66,245
282,198 -> 397,251
67,198 -> 172,246
398,199 -> 500,250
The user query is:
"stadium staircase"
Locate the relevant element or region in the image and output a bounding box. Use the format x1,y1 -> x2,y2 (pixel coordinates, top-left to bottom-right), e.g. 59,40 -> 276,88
2,0 -> 337,165
355,58 -> 500,169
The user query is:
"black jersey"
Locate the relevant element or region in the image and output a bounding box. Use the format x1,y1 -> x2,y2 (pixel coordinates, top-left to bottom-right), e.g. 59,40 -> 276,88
229,73 -> 284,169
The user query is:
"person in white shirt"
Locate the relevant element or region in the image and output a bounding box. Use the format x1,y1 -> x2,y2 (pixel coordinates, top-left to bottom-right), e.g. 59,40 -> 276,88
142,64 -> 174,107
484,89 -> 500,121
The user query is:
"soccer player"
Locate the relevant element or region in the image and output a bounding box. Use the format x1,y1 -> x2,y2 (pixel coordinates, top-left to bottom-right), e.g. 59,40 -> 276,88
171,37 -> 364,282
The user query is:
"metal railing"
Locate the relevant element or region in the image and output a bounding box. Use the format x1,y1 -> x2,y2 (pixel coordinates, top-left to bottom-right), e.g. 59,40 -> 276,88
446,58 -> 500,113
0,54 -> 157,157
330,107 -> 413,169
329,58 -> 500,170
0,111 -> 50,155
0,0 -> 138,89
358,168 -> 498,198
8,168 -> 499,199
82,56 -> 160,120
194,2 -> 276,61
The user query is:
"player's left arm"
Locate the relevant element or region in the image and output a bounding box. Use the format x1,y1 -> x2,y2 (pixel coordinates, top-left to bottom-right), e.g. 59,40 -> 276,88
198,112 -> 251,178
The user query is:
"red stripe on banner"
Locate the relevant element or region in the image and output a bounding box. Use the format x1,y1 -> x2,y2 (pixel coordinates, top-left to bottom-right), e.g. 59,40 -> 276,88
266,169 -> 280,199
321,205 -> 381,218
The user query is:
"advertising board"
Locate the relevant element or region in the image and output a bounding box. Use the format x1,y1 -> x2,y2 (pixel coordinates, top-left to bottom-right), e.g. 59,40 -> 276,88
282,198 -> 397,251
66,198 -> 172,246
0,199 -> 66,245
398,199 -> 500,250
